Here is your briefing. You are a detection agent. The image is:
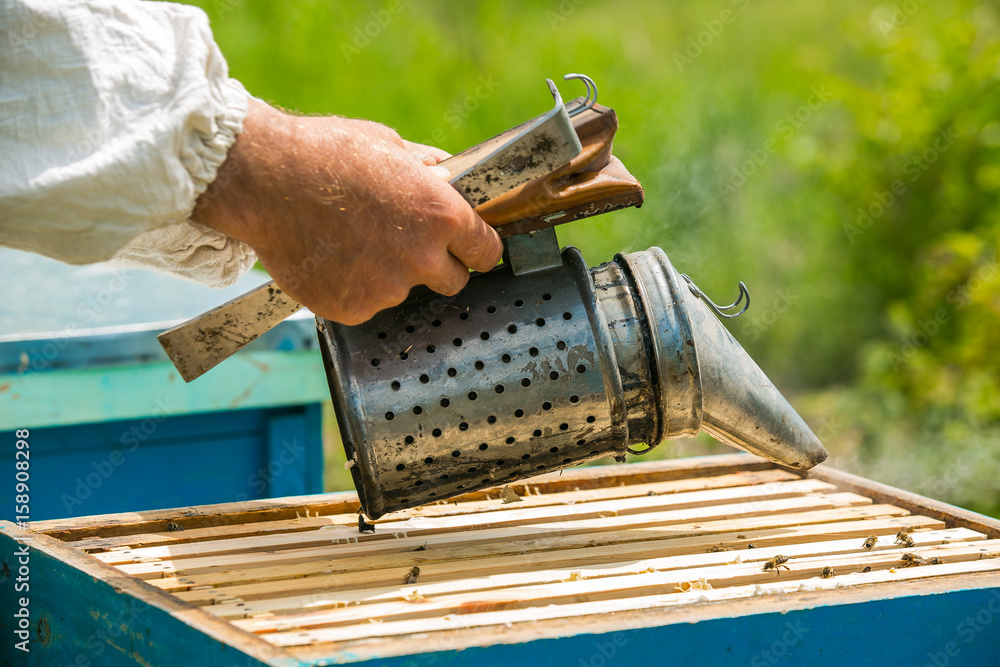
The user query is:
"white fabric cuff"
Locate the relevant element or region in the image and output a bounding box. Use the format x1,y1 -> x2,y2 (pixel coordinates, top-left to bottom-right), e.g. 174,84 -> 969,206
111,220 -> 257,288
112,77 -> 256,288
0,0 -> 257,288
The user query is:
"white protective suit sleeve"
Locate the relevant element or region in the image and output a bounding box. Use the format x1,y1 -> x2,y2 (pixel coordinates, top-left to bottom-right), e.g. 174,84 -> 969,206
0,0 -> 255,287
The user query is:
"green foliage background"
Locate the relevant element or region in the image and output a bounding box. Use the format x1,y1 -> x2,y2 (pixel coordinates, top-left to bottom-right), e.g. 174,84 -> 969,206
187,0 -> 1000,517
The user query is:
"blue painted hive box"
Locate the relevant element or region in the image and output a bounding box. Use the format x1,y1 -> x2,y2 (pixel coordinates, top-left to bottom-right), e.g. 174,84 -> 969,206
0,249 -> 329,520
2,453 -> 998,666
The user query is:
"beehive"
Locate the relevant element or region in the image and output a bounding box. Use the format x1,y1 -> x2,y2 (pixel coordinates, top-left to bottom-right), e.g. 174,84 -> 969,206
3,453 -> 999,666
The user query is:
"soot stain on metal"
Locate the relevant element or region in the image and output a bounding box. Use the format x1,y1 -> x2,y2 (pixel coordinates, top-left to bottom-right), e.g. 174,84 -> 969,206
506,154 -> 528,173
531,134 -> 557,158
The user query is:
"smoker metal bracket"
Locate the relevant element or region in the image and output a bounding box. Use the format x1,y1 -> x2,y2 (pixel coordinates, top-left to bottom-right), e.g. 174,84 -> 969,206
502,227 -> 563,275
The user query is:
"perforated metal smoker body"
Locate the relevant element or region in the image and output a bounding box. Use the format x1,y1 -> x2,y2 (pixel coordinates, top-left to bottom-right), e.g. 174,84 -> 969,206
318,246 -> 827,519
319,247 -> 695,519
319,249 -> 622,518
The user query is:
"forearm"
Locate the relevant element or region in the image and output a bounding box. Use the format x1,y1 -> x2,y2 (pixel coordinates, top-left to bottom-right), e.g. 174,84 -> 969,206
191,99 -> 282,245
0,0 -> 501,321
191,100 -> 503,324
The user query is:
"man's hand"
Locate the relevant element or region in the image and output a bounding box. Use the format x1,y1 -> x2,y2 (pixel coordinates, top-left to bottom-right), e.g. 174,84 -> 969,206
192,99 -> 502,325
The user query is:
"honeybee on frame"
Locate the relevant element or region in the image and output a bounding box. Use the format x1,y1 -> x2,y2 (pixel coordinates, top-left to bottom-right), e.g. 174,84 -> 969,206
762,555 -> 790,575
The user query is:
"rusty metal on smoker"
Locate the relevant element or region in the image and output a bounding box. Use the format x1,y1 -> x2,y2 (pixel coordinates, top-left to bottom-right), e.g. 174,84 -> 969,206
445,79 -> 582,207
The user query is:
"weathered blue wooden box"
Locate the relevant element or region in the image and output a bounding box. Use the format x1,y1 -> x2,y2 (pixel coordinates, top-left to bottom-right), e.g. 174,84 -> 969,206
2,454 -> 998,666
0,249 -> 329,520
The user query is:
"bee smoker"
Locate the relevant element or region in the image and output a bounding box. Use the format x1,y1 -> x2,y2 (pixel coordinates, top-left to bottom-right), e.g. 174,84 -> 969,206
318,240 -> 829,519
157,74 -> 829,520
316,78 -> 828,519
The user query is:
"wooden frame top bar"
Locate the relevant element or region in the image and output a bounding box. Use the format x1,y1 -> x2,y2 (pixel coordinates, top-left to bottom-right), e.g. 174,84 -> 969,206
5,454 -> 999,666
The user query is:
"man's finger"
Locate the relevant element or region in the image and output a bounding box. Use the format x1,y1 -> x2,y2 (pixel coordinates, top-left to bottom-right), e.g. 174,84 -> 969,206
403,139 -> 451,166
422,252 -> 472,297
448,213 -> 503,273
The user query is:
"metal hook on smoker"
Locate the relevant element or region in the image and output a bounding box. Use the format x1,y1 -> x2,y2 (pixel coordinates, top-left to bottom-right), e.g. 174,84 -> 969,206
680,273 -> 751,319
563,73 -> 598,116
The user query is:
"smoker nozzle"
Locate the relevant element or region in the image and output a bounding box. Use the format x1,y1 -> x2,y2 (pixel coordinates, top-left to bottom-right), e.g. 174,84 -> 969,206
601,247 -> 828,470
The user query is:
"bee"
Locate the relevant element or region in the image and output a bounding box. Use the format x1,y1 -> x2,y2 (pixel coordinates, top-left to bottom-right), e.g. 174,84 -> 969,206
747,544 -> 756,549
762,555 -> 791,575
862,566 -> 872,573
707,544 -> 732,553
166,522 -> 184,532
900,553 -> 927,568
500,486 -> 522,504
821,566 -> 836,578
413,544 -> 427,552
895,531 -> 915,548
861,535 -> 877,551
927,556 -> 943,565
405,566 -> 420,584
358,514 -> 376,534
